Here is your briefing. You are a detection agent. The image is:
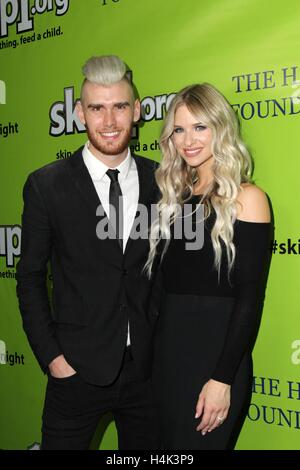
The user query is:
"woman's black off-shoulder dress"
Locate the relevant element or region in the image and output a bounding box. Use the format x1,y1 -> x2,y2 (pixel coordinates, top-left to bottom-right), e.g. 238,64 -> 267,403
153,196 -> 272,449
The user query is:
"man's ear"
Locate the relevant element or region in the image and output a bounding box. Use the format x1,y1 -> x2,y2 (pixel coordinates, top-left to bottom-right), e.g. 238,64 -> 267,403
133,99 -> 141,123
76,100 -> 86,125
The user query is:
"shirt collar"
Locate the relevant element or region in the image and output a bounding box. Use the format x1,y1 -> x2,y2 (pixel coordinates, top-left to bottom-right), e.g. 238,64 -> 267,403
82,142 -> 132,182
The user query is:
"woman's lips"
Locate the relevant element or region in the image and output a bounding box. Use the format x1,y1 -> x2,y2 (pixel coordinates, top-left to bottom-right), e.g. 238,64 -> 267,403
184,147 -> 203,157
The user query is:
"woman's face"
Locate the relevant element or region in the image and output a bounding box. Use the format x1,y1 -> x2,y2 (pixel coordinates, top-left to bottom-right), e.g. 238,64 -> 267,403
172,104 -> 213,171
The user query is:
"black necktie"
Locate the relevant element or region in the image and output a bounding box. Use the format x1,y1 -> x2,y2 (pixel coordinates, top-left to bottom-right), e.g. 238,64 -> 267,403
106,169 -> 123,249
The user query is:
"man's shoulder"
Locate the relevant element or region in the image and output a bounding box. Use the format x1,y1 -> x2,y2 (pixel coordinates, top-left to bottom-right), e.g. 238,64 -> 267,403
132,153 -> 159,172
27,147 -> 83,184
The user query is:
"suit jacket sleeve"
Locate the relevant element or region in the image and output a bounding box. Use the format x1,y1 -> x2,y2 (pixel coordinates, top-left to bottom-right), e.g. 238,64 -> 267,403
16,174 -> 62,371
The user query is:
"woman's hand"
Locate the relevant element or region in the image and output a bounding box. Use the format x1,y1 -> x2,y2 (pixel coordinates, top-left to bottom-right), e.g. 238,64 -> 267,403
195,379 -> 231,435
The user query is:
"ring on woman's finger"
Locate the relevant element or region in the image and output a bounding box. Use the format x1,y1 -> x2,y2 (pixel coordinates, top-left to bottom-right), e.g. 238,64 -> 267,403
217,416 -> 224,422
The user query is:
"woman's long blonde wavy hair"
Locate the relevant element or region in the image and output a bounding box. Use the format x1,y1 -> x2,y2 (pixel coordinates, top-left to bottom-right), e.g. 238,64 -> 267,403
145,83 -> 253,277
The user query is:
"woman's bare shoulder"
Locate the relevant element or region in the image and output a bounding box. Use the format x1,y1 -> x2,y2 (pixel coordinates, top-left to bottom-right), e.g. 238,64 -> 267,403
236,183 -> 271,222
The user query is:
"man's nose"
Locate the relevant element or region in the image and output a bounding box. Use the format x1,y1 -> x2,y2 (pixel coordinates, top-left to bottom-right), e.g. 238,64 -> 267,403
103,109 -> 116,127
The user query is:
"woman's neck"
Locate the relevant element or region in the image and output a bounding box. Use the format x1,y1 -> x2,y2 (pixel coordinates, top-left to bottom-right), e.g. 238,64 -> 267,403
193,163 -> 214,195
193,177 -> 213,195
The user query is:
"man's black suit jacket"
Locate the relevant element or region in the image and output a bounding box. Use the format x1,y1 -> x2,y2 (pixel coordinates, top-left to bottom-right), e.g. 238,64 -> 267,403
16,147 -> 159,386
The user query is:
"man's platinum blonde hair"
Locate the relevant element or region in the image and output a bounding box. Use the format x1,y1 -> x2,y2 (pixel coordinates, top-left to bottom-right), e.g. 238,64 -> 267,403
145,83 -> 253,277
80,55 -> 134,101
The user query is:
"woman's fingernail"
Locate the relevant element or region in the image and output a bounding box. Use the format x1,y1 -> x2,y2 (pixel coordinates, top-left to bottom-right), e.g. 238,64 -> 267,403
195,413 -> 199,419
202,431 -> 206,436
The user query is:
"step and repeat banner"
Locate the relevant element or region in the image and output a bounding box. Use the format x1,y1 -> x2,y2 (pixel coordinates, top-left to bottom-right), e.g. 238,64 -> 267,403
0,0 -> 300,450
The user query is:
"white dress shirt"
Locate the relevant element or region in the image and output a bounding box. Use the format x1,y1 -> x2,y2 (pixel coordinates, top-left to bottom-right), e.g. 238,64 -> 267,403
82,142 -> 139,345
82,142 -> 139,250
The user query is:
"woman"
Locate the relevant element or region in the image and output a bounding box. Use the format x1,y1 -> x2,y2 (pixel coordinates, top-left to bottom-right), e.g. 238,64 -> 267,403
146,83 -> 272,450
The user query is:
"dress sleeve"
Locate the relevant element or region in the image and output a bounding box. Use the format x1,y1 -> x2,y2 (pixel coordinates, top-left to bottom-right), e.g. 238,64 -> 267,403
211,220 -> 273,385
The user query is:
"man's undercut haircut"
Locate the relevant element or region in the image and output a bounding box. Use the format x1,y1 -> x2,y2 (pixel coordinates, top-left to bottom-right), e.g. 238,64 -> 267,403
81,55 -> 135,102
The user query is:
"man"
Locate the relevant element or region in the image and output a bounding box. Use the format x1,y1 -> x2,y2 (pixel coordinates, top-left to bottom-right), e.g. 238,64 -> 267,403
16,55 -> 160,450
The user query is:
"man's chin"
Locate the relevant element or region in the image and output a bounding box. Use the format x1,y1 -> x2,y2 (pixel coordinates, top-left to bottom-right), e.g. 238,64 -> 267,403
92,138 -> 131,156
96,144 -> 128,156
90,140 -> 129,158
88,134 -> 131,157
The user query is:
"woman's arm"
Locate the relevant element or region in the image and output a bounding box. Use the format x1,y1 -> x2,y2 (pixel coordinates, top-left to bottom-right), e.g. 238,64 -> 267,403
195,185 -> 272,434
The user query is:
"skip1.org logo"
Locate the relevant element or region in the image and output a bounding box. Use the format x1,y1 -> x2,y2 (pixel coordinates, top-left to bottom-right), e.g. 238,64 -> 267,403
0,0 -> 69,38
0,225 -> 21,267
0,80 -> 5,104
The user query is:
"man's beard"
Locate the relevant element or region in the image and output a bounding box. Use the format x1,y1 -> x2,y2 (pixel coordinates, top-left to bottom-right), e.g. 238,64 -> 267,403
87,125 -> 133,157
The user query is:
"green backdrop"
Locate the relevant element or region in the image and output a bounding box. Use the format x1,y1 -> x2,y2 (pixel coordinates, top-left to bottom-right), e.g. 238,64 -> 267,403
0,0 -> 299,450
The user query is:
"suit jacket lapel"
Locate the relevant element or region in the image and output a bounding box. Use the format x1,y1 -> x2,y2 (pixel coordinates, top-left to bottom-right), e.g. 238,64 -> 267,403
66,147 -> 123,264
67,147 -> 101,212
66,148 -> 156,262
124,154 -> 156,257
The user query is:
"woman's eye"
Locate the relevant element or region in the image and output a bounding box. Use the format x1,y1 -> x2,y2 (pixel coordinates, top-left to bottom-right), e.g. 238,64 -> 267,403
173,127 -> 183,134
195,125 -> 207,131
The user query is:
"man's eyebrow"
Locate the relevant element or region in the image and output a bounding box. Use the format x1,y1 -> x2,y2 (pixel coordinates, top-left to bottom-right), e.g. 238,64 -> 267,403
86,101 -> 131,109
87,103 -> 103,109
113,101 -> 130,107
